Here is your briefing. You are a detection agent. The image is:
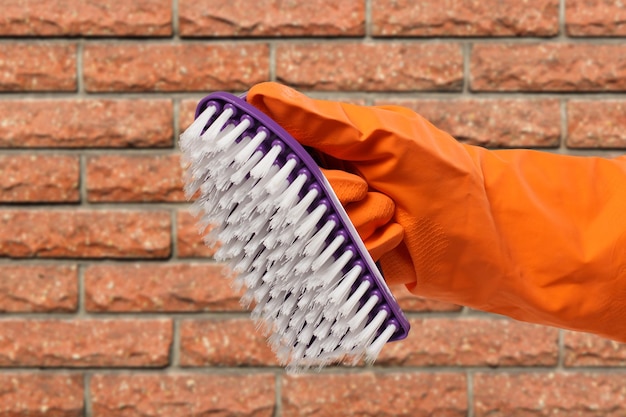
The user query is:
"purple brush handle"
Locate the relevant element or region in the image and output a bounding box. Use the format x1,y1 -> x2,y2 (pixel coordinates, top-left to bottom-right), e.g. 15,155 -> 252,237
195,92 -> 410,342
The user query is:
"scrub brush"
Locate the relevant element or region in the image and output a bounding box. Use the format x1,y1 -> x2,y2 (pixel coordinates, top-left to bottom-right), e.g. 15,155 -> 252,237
179,91 -> 410,370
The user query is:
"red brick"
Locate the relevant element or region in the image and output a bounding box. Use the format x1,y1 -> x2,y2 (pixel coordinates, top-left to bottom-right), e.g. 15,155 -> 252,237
176,210 -> 218,258
564,331 -> 626,367
0,43 -> 76,91
85,263 -> 244,312
0,100 -> 172,148
566,0 -> 626,36
0,374 -> 83,417
376,98 -> 561,148
372,0 -> 558,37
0,0 -> 171,36
90,374 -> 275,417
474,373 -> 626,416
180,0 -> 364,37
389,284 -> 462,312
0,210 -> 171,258
0,319 -> 172,367
377,318 -> 558,366
277,43 -> 463,91
87,155 -> 185,202
471,43 -> 626,91
0,265 -> 77,312
283,373 -> 467,417
179,98 -> 204,132
180,319 -> 276,367
567,100 -> 626,148
0,155 -> 79,202
84,43 -> 269,92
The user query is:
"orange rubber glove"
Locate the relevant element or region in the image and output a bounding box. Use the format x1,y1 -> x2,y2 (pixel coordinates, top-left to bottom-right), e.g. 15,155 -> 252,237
248,82 -> 626,343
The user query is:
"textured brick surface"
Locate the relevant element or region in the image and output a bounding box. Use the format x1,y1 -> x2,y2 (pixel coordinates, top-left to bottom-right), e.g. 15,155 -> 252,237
376,99 -> 561,148
566,0 -> 626,36
564,331 -> 626,367
1,2 -> 626,415
0,210 -> 171,258
180,319 -> 276,367
85,263 -> 243,312
179,98 -> 206,131
180,0 -> 364,36
0,374 -> 83,417
377,318 -> 558,366
176,210 -> 218,258
474,373 -> 626,416
0,100 -> 173,148
0,43 -> 76,91
84,44 -> 269,92
471,43 -> 626,91
87,155 -> 185,202
282,373 -> 467,417
0,265 -> 77,312
277,43 -> 463,91
372,0 -> 558,36
0,319 -> 172,367
0,155 -> 79,202
0,0 -> 171,36
567,100 -> 626,148
90,374 -> 275,417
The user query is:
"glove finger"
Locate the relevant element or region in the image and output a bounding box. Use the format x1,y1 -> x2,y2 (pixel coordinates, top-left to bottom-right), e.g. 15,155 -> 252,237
345,191 -> 395,241
320,168 -> 367,205
365,223 -> 404,262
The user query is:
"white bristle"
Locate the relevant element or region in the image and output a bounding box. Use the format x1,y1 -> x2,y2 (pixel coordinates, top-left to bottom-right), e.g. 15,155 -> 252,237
328,265 -> 362,304
180,104 -> 217,144
286,188 -> 319,225
365,324 -> 396,364
318,250 -> 354,283
311,234 -> 345,271
339,280 -> 371,318
303,219 -> 336,256
215,117 -> 251,150
277,173 -> 308,211
235,129 -> 268,164
347,294 -> 379,331
345,309 -> 388,351
231,150 -> 264,184
201,107 -> 234,141
295,204 -> 327,238
180,100 -> 405,371
250,144 -> 282,178
266,158 -> 297,194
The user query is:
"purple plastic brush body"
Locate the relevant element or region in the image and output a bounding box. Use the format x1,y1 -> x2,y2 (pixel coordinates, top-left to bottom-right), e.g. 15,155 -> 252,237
195,92 -> 410,343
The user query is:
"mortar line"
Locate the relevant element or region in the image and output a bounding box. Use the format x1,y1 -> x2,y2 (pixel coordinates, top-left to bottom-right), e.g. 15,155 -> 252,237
172,0 -> 180,40
467,371 -> 474,417
274,373 -> 282,417
365,0 -> 372,39
170,319 -> 181,368
463,43 -> 471,96
559,98 -> 568,153
84,372 -> 93,417
77,263 -> 86,316
559,0 -> 567,39
76,39 -> 85,96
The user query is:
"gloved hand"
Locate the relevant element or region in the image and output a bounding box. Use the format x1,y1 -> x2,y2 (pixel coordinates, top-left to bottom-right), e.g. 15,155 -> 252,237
247,82 -> 626,343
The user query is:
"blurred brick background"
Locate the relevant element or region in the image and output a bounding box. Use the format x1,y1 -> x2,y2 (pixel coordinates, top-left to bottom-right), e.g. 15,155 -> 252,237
1,0 -> 626,416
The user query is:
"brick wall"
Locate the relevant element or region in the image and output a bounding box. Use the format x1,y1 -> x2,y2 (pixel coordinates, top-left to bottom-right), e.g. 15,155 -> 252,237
1,0 -> 625,416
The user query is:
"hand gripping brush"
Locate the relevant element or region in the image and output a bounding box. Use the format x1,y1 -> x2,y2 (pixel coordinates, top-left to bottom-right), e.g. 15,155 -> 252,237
180,92 -> 410,370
